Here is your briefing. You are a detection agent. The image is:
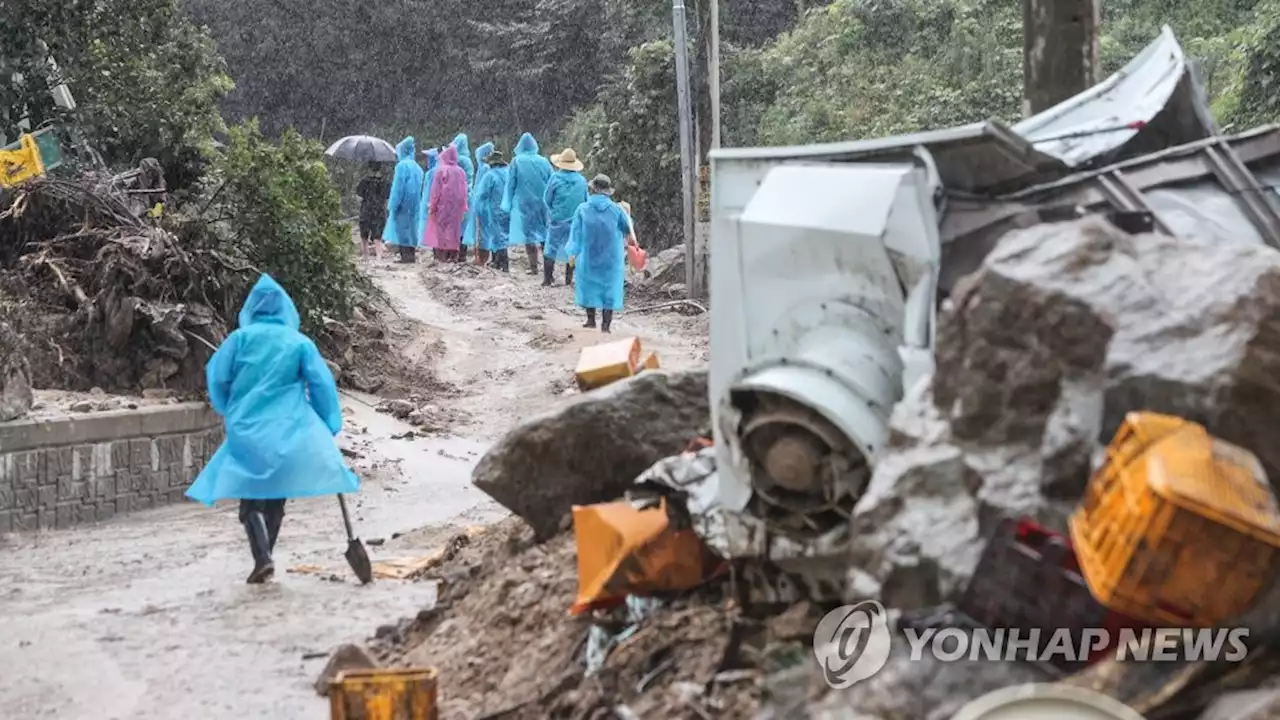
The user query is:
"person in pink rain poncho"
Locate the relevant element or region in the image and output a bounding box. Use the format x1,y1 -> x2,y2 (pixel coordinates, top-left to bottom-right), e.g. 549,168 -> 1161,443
422,145 -> 470,263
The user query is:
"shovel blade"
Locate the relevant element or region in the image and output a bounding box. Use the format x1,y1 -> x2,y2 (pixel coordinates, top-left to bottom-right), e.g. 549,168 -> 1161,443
346,539 -> 374,585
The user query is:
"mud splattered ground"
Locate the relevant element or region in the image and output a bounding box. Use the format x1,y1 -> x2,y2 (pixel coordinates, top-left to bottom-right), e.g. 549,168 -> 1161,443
0,252 -> 708,719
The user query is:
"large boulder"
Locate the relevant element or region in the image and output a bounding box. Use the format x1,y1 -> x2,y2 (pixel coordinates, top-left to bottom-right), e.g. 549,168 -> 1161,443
472,369 -> 709,539
850,216 -> 1280,609
0,320 -> 32,422
964,216 -> 1280,490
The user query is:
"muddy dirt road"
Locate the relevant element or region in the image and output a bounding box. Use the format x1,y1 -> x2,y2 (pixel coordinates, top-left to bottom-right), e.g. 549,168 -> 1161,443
0,255 -> 707,719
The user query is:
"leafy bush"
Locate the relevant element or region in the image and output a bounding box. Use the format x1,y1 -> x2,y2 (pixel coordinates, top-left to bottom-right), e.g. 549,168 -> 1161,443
1,0 -> 232,190
207,121 -> 373,334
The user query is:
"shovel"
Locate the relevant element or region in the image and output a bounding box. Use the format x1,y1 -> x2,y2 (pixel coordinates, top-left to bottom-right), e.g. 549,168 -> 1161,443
338,494 -> 373,584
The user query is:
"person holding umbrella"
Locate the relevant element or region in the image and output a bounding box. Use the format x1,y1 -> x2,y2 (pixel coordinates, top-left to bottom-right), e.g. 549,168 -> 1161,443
355,162 -> 388,259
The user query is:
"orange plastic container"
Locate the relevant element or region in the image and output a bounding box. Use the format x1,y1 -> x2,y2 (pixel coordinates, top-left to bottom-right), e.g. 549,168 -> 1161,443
1069,412 -> 1280,628
329,667 -> 438,720
627,245 -> 648,271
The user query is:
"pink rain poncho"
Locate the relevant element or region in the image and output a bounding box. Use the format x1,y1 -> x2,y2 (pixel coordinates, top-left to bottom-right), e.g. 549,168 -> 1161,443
423,145 -> 469,251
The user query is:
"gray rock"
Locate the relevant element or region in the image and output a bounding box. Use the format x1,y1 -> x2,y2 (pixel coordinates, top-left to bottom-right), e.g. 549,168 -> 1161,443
848,441 -> 985,609
313,642 -> 378,697
377,398 -> 415,419
0,321 -> 32,422
972,216 -> 1280,491
799,642 -> 1048,720
472,369 -> 709,540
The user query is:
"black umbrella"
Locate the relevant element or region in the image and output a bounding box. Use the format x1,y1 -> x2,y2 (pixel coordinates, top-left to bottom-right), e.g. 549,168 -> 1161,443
324,135 -> 398,163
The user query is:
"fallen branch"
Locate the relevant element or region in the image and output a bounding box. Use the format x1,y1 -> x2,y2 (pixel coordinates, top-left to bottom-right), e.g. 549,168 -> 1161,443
625,299 -> 707,315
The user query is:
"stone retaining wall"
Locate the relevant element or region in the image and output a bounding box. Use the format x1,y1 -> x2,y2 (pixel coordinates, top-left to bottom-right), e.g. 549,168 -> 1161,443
0,403 -> 222,532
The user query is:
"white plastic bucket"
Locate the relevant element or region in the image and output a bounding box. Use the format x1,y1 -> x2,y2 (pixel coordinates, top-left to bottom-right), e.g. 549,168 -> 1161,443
951,684 -> 1147,720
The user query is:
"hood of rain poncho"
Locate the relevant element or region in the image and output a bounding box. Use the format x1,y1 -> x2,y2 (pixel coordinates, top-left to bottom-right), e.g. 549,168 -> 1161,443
416,148 -> 442,244
396,136 -> 415,161
424,146 -> 468,251
238,275 -> 301,330
185,273 -> 358,506
565,194 -> 630,312
515,132 -> 539,155
452,133 -> 475,186
463,142 -> 496,248
382,137 -> 425,247
475,165 -> 511,252
504,133 -> 553,246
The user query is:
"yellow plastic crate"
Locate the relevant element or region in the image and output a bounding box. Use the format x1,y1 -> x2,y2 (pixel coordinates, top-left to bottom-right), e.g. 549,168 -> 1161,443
1070,411 -> 1280,627
574,336 -> 642,391
329,667 -> 438,720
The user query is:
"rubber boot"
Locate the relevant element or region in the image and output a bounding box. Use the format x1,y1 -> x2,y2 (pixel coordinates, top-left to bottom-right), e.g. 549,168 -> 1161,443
243,511 -> 275,584
265,501 -> 285,552
542,257 -> 555,287
459,245 -> 469,263
584,308 -> 597,329
602,310 -> 614,334
565,264 -> 574,286
525,245 -> 540,275
499,250 -> 510,273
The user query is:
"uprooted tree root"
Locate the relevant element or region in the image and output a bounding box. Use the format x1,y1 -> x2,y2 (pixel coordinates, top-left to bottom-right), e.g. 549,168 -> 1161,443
0,177 -> 251,393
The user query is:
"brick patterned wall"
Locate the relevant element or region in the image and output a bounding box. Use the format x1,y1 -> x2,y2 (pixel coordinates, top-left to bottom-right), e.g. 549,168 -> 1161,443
0,404 -> 222,532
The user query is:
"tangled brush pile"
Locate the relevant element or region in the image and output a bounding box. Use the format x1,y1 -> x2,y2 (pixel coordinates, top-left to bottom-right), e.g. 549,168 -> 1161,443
0,177 -> 253,393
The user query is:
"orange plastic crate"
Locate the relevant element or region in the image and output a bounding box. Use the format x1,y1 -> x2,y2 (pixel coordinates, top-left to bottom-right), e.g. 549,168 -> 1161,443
329,667 -> 438,720
1070,412 -> 1280,628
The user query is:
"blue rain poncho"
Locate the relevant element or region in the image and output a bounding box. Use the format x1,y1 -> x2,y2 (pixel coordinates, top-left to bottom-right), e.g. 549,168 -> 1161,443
416,149 -> 441,245
543,168 -> 588,263
452,134 -> 475,186
502,133 -> 553,247
186,275 -> 359,506
565,194 -> 631,311
463,142 -> 494,248
475,163 -> 511,252
382,137 -> 424,247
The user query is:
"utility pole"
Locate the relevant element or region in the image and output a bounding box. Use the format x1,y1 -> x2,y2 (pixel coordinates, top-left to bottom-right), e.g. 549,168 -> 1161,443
710,0 -> 722,150
1022,0 -> 1100,115
673,0 -> 698,298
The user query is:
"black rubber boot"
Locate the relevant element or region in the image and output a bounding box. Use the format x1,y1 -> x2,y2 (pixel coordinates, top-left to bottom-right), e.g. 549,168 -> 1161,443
583,308 -> 597,329
265,500 -> 285,552
565,264 -> 574,286
602,310 -> 614,334
499,250 -> 511,273
243,511 -> 275,584
525,245 -> 540,275
542,257 -> 555,286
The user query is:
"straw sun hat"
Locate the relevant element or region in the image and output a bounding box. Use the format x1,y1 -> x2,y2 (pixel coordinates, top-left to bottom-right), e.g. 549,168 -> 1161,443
551,148 -> 585,172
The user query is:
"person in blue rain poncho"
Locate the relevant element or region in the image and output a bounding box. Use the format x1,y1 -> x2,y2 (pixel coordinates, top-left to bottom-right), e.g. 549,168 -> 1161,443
565,175 -> 638,333
542,148 -> 588,287
186,275 -> 359,584
502,132 -> 553,275
416,148 -> 441,259
475,150 -> 512,272
463,141 -> 494,265
382,137 -> 424,264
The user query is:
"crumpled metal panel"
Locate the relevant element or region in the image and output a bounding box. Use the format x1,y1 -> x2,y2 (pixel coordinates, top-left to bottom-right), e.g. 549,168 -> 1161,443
1015,26 -> 1215,168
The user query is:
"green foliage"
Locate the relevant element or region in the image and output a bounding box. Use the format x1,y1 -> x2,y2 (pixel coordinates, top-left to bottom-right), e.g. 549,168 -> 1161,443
560,40 -> 683,250
1217,0 -> 1280,128
752,0 -> 1022,144
210,121 -> 371,334
0,0 -> 231,188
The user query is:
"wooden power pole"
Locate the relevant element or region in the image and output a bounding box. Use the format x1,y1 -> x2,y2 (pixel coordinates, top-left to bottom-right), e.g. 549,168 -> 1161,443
710,0 -> 722,151
672,0 -> 699,298
1022,0 -> 1101,116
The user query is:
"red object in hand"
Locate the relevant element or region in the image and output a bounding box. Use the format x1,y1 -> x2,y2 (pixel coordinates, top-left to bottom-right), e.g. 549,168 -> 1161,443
627,245 -> 648,271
